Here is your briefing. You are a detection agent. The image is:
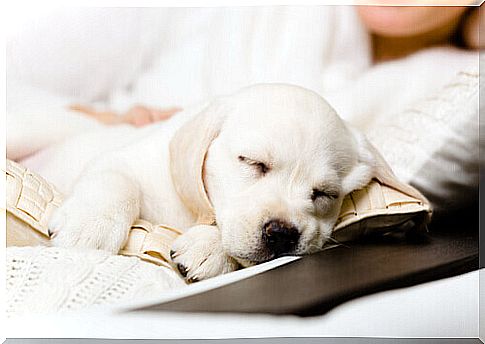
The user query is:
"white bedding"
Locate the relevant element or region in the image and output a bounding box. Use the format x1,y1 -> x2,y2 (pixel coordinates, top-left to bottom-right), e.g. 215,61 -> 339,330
5,245 -> 298,317
5,269 -> 481,338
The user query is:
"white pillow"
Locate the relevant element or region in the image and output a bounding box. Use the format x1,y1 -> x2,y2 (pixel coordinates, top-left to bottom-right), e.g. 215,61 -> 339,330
365,70 -> 480,213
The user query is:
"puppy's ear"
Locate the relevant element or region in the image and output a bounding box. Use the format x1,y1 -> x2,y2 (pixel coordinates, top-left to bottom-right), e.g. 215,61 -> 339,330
343,128 -> 429,204
169,100 -> 228,225
340,129 -> 375,196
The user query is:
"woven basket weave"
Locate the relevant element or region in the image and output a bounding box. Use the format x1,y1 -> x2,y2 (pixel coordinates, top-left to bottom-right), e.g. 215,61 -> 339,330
5,159 -> 431,265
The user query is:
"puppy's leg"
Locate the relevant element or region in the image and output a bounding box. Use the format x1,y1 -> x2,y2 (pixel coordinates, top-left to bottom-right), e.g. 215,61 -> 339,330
170,225 -> 239,282
49,170 -> 140,253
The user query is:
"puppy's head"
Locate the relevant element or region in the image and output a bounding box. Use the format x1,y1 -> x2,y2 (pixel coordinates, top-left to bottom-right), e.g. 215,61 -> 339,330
170,84 -> 377,265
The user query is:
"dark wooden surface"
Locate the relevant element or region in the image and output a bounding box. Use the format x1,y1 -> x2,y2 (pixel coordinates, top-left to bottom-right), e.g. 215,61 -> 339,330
135,206 -> 479,317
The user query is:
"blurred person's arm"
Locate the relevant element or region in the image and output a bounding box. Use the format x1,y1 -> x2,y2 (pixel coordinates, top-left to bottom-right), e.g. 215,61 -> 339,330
6,7 -> 183,158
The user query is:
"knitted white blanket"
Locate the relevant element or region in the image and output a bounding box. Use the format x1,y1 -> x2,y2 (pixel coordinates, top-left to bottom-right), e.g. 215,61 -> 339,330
6,246 -> 184,317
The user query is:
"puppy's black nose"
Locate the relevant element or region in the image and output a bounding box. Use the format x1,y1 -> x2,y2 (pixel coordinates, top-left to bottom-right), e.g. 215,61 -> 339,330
262,220 -> 300,256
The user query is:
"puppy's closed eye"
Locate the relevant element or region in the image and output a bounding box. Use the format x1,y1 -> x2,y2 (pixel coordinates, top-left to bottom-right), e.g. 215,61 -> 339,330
238,156 -> 270,175
311,187 -> 339,217
311,188 -> 339,201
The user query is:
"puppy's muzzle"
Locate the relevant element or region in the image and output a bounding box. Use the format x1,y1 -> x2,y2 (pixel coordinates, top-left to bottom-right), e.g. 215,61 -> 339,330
262,220 -> 300,257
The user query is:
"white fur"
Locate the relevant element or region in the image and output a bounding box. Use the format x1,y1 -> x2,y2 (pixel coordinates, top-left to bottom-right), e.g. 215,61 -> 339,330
22,84 -> 376,281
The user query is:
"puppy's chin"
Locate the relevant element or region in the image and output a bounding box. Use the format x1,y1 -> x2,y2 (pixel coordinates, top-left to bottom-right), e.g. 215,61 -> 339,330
232,256 -> 257,268
223,241 -> 275,265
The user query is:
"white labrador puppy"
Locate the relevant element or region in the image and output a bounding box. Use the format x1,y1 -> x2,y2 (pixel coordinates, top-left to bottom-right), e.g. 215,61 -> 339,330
24,84 -> 381,282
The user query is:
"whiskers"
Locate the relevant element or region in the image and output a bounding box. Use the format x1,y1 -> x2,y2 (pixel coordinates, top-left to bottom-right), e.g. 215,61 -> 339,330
321,236 -> 350,250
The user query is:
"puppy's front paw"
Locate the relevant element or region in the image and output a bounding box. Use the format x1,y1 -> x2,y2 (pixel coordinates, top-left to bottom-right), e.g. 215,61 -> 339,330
48,198 -> 131,254
170,225 -> 239,282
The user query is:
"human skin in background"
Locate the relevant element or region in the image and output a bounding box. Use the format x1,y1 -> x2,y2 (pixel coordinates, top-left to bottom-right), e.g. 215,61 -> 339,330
357,5 -> 482,62
74,5 -> 481,125
69,104 -> 182,127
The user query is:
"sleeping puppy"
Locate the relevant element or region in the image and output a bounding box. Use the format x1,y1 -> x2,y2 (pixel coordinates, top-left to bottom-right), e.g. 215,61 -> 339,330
37,84 -> 382,282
